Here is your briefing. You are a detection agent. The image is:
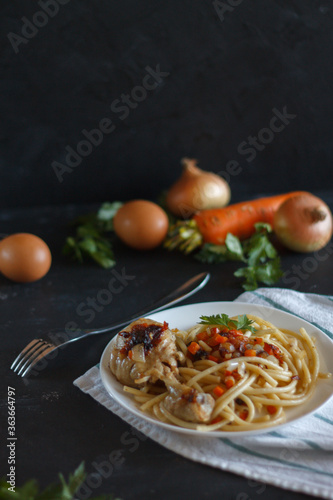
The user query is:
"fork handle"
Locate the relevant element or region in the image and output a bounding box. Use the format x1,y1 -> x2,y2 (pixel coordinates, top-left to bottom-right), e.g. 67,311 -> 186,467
63,272 -> 210,345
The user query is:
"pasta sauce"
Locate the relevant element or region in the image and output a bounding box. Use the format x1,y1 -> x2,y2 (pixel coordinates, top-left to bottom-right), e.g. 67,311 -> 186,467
187,326 -> 284,365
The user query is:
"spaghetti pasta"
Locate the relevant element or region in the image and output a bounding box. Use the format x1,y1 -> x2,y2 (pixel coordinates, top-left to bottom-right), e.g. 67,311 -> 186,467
116,314 -> 331,432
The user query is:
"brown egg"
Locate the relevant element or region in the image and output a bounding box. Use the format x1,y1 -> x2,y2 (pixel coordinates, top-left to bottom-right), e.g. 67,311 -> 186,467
0,233 -> 52,283
113,200 -> 169,250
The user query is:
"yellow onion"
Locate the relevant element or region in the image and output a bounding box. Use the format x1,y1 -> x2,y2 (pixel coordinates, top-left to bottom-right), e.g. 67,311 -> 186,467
273,193 -> 333,252
131,344 -> 146,363
166,158 -> 231,218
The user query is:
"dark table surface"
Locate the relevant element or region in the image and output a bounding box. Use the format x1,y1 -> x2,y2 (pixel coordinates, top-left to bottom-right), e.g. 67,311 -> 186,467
1,193 -> 333,500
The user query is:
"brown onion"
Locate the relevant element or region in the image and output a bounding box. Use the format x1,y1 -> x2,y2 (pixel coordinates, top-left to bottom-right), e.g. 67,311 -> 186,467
131,344 -> 146,363
273,193 -> 333,252
166,158 -> 231,218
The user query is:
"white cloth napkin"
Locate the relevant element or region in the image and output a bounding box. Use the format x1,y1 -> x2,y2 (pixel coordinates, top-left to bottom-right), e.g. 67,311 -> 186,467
74,288 -> 333,499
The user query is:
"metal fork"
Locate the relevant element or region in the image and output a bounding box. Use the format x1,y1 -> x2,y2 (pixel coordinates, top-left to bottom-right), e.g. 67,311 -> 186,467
11,272 -> 210,377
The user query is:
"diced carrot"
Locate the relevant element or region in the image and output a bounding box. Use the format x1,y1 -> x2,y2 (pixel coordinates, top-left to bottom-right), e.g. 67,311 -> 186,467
225,377 -> 235,389
210,416 -> 223,425
225,370 -> 232,376
254,337 -> 264,345
228,329 -> 244,337
188,342 -> 201,355
207,334 -> 219,346
208,354 -> 219,363
210,327 -> 221,335
128,350 -> 133,359
208,333 -> 228,346
213,386 -> 225,397
215,334 -> 228,344
244,349 -> 257,357
197,330 -> 209,342
267,405 -> 278,415
239,410 -> 248,420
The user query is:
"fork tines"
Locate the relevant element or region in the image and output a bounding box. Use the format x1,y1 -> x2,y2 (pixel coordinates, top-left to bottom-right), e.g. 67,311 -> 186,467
11,339 -> 56,377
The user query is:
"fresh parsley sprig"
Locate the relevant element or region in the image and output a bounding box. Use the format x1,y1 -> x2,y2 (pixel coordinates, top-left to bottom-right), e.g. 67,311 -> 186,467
196,223 -> 283,291
63,202 -> 122,269
199,313 -> 257,334
0,462 -> 120,500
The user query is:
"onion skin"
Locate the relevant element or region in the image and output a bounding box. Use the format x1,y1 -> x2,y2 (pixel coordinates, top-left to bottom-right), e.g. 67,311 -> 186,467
273,193 -> 333,253
166,158 -> 231,218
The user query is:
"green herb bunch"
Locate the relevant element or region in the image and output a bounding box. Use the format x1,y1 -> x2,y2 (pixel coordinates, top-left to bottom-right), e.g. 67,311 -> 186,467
196,223 -> 283,290
0,462 -> 120,500
63,202 -> 122,269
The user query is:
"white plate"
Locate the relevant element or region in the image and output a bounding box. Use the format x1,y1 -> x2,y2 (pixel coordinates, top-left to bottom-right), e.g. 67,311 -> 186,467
100,301 -> 333,437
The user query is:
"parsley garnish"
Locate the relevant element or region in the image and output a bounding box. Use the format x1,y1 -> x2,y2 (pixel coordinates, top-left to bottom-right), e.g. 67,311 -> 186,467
196,223 -> 283,290
63,201 -> 122,268
199,313 -> 257,334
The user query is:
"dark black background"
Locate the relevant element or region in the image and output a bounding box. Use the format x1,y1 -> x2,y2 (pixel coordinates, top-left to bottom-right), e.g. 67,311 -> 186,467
1,3 -> 333,499
1,0 -> 333,209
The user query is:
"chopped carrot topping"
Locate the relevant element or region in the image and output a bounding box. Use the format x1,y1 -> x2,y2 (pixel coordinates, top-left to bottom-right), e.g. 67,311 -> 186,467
239,410 -> 248,420
207,334 -> 219,346
225,369 -> 242,380
188,341 -> 201,355
213,386 -> 225,398
197,331 -> 209,342
244,349 -> 257,357
267,405 -> 278,415
228,329 -> 243,337
210,416 -> 223,425
225,377 -> 235,389
128,350 -> 133,359
208,333 -> 228,346
208,354 -> 219,363
254,337 -> 264,344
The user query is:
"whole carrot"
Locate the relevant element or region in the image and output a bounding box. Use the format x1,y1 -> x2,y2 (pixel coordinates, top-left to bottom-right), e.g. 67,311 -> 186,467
193,191 -> 307,245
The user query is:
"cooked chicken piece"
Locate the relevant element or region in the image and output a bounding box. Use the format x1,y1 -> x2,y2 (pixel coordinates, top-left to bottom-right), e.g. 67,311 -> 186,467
163,384 -> 215,423
110,318 -> 183,388
110,318 -> 215,423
